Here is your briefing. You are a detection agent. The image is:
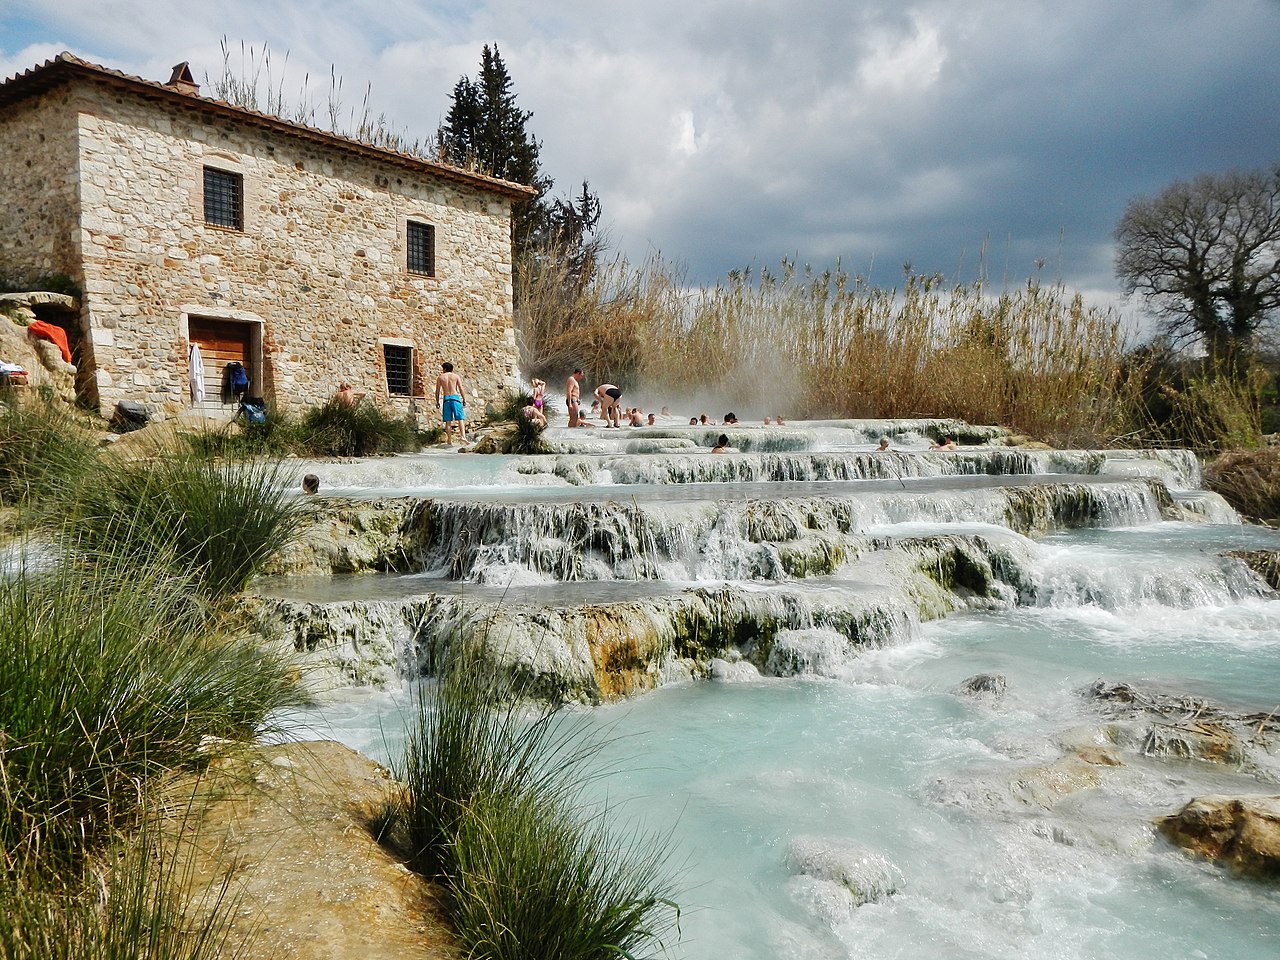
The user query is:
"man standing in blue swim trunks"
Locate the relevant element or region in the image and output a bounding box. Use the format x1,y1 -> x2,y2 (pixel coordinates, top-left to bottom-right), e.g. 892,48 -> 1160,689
434,361 -> 468,445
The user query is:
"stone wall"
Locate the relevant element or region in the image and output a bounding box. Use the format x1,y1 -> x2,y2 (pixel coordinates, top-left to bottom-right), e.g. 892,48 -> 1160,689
6,73 -> 521,419
0,89 -> 83,289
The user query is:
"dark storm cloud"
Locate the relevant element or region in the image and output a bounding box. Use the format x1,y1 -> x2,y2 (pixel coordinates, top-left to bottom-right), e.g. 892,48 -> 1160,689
4,0 -> 1278,304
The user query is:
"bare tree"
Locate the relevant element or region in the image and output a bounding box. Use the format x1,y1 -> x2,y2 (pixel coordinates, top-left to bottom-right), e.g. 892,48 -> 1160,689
1115,164 -> 1280,365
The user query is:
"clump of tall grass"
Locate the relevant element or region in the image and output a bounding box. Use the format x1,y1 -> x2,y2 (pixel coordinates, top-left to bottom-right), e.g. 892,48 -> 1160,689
0,813 -> 245,960
389,646 -> 680,959
66,453 -> 307,599
0,546 -> 308,870
516,246 -> 688,385
647,265 -> 1135,445
1146,367 -> 1265,452
0,392 -> 101,509
300,398 -> 420,456
1205,446 -> 1280,525
486,389 -> 551,454
181,410 -> 304,459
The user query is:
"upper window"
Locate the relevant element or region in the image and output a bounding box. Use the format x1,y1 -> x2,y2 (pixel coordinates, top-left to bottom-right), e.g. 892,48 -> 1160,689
384,344 -> 413,396
203,167 -> 243,230
407,220 -> 435,276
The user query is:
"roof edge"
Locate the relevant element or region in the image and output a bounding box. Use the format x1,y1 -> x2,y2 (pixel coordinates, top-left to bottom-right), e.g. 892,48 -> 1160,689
0,52 -> 538,201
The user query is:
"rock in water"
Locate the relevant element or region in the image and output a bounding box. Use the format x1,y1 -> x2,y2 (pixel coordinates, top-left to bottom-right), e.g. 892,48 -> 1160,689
956,672 -> 1008,701
784,835 -> 903,905
1157,795 -> 1280,880
764,628 -> 853,678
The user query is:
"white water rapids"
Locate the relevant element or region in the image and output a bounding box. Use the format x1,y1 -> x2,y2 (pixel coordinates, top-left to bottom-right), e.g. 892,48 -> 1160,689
275,422 -> 1280,959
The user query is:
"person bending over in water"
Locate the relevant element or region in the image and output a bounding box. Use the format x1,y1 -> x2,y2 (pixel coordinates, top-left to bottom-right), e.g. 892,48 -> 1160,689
595,383 -> 623,427
930,435 -> 957,451
711,433 -> 730,453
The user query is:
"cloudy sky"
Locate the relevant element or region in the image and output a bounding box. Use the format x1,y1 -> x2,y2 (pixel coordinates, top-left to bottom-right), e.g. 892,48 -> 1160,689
3,0 -> 1279,314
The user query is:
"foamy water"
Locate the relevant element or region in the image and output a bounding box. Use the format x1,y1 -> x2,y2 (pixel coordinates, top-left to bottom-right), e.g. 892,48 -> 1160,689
286,515 -> 1280,959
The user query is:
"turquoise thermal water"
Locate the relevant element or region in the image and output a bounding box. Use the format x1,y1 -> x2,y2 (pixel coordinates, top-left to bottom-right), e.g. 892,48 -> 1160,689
284,485 -> 1280,958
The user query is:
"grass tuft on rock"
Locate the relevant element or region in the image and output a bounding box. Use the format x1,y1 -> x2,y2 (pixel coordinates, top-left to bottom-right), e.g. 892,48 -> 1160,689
66,452 -> 307,599
0,393 -> 101,510
1205,446 -> 1280,525
0,544 -> 309,871
301,398 -> 420,457
390,644 -> 681,959
0,811 -> 247,960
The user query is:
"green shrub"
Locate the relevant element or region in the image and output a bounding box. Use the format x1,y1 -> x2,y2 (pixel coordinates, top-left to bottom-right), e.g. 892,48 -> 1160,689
484,389 -> 550,454
1160,370 -> 1265,451
418,424 -> 447,445
300,398 -> 420,456
391,645 -> 680,958
0,394 -> 101,510
505,409 -> 550,454
490,389 -> 535,423
182,412 -> 303,459
0,547 -> 308,868
67,453 -> 307,599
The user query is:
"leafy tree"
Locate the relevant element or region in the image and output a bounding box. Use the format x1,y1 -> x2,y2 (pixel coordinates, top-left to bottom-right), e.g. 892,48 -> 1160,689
1115,164 -> 1280,365
436,44 -> 552,256
436,44 -> 601,281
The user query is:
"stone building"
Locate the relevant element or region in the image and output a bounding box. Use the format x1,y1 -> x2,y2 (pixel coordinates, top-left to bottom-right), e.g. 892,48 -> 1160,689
0,52 -> 533,420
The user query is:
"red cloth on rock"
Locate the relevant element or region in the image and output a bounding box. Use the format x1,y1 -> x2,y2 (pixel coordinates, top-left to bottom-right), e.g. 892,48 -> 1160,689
28,320 -> 72,364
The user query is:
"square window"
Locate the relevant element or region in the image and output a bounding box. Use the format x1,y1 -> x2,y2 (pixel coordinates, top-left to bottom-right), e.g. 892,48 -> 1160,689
203,167 -> 243,230
384,344 -> 413,396
407,220 -> 435,276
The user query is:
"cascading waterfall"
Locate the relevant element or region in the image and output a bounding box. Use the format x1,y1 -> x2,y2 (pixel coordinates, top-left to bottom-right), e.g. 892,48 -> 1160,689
266,420 -> 1280,960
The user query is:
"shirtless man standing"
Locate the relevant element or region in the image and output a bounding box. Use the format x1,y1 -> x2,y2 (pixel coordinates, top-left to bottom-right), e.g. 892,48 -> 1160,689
594,382 -> 622,428
434,362 -> 468,445
566,369 -> 583,427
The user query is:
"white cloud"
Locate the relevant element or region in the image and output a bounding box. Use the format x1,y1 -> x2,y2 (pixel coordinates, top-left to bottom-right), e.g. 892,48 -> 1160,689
857,15 -> 946,95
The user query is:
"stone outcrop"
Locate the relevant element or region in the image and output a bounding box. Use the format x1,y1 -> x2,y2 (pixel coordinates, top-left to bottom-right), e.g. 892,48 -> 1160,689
0,303 -> 79,404
1086,680 -> 1279,778
166,740 -> 456,959
1226,549 -> 1280,591
1157,795 -> 1280,880
784,835 -> 902,907
956,672 -> 1008,701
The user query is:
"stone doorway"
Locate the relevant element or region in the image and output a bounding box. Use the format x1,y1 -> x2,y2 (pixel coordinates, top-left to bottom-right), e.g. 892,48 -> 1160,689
187,316 -> 261,415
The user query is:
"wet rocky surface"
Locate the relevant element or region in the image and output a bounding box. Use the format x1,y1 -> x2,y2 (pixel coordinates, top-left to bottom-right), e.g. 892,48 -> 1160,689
165,740 -> 456,960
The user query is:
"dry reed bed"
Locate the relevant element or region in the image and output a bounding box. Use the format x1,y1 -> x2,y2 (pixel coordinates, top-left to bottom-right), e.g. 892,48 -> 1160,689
517,256 -> 1136,446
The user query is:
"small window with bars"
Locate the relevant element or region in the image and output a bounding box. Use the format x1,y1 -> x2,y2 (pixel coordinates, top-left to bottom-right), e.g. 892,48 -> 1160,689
384,344 -> 413,396
406,220 -> 435,276
203,167 -> 243,230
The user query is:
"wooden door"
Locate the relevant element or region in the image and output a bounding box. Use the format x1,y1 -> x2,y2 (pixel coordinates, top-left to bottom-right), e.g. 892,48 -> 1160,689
188,317 -> 252,403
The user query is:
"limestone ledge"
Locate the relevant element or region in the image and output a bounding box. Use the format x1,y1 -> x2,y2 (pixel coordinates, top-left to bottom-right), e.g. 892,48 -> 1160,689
165,739 -> 456,960
249,534 -> 1044,704
264,477 -> 1183,580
